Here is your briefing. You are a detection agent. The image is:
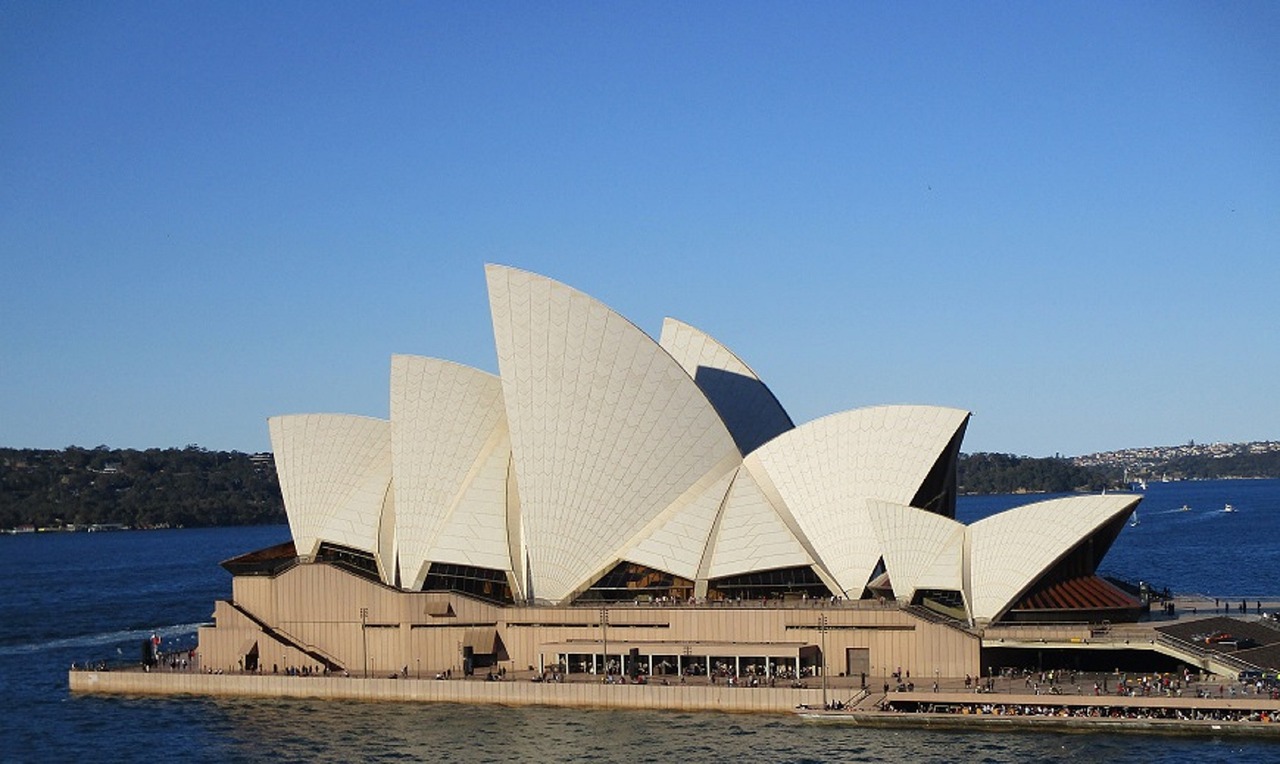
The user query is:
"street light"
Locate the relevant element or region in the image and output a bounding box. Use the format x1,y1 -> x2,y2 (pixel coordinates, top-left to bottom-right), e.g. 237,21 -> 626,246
600,605 -> 609,679
359,607 -> 369,678
818,613 -> 828,708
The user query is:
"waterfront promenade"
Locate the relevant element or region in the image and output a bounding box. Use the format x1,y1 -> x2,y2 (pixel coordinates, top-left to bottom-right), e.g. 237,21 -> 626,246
69,592 -> 1280,736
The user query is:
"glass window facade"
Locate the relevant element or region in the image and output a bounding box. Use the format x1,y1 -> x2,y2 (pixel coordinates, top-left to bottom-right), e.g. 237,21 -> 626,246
423,563 -> 514,605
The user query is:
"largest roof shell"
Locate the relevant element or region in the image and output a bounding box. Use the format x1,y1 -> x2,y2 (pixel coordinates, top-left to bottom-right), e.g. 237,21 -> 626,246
486,265 -> 743,604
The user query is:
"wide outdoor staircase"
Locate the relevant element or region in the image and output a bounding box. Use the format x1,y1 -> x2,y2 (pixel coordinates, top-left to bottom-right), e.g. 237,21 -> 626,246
983,618 -> 1269,678
1151,631 -> 1263,677
228,600 -> 346,672
902,603 -> 973,635
844,687 -> 876,709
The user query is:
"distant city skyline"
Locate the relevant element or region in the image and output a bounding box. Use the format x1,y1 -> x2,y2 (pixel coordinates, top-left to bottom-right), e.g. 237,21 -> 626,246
2,3 -> 1277,458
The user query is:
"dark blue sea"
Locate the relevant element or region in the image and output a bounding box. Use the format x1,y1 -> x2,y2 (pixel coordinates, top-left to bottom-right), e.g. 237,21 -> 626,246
2,479 -> 1278,763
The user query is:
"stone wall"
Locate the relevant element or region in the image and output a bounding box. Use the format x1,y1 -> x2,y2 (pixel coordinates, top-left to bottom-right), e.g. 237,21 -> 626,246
69,671 -> 828,714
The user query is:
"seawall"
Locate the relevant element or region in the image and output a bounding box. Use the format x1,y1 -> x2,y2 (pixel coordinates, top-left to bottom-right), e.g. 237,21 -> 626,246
69,670 -> 1280,738
68,671 -> 826,714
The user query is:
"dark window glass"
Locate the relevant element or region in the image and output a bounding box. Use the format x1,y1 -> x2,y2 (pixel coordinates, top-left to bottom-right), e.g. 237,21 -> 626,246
423,563 -> 513,605
315,542 -> 380,582
576,562 -> 694,603
708,566 -> 833,600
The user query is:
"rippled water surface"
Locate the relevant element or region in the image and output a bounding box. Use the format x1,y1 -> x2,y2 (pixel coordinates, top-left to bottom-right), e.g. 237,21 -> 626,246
36,697 -> 1275,763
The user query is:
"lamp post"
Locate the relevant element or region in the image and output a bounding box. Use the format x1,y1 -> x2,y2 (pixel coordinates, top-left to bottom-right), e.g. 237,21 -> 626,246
359,607 -> 369,678
818,613 -> 828,708
599,605 -> 609,679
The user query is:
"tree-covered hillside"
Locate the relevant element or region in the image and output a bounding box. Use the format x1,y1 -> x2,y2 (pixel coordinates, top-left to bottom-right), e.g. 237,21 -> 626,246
1157,450 -> 1280,479
0,446 -> 283,530
957,452 -> 1110,495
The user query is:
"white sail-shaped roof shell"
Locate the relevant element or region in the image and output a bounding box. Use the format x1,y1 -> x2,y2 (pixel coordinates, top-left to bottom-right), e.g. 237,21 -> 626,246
965,493 -> 1140,624
389,355 -> 513,590
486,265 -> 742,604
618,459 -> 739,581
658,318 -> 794,455
864,499 -> 965,604
706,465 -> 815,579
269,414 -> 393,581
747,405 -> 971,596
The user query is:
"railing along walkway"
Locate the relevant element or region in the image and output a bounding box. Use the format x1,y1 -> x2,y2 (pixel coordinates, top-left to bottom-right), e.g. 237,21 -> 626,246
1154,631 -> 1261,674
902,604 -> 973,635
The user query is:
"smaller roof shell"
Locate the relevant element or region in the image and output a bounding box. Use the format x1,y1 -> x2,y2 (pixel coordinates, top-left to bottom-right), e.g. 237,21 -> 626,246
658,318 -> 794,455
268,413 -> 392,580
389,355 -> 512,589
864,498 -> 965,603
746,405 -> 971,596
965,493 -> 1140,624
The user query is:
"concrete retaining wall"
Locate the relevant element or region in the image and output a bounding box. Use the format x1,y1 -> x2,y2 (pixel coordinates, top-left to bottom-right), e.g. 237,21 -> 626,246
69,671 -> 827,714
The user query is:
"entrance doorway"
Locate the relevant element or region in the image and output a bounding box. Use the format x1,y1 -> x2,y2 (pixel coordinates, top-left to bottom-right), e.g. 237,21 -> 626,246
845,647 -> 868,678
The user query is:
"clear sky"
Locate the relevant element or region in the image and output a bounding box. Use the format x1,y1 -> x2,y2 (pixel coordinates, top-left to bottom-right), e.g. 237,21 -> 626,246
2,2 -> 1276,457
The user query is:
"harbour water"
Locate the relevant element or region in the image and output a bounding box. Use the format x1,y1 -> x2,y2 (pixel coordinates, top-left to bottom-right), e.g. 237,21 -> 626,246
3,479 -> 1278,762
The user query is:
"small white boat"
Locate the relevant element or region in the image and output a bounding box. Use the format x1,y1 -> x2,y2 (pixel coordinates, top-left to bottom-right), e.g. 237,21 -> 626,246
1130,510 -> 1140,527
1178,504 -> 1191,512
1223,503 -> 1236,513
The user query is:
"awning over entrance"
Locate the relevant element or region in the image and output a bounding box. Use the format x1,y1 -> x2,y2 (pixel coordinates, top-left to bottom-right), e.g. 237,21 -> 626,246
462,628 -> 499,654
423,598 -> 454,617
539,640 -> 810,657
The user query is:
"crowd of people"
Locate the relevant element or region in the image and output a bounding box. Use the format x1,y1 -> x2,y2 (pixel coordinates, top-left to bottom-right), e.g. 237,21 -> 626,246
880,701 -> 1278,724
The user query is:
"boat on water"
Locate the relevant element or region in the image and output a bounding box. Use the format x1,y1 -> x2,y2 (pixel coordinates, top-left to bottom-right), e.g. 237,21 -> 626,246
1130,510 -> 1140,527
1223,503 -> 1236,513
1178,504 -> 1191,512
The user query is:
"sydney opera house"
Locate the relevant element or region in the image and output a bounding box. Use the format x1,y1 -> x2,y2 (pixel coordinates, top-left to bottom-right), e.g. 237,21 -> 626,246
198,265 -> 1142,681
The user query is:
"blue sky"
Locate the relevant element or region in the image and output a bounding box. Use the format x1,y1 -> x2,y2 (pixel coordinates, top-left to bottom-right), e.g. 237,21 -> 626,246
2,2 -> 1276,457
